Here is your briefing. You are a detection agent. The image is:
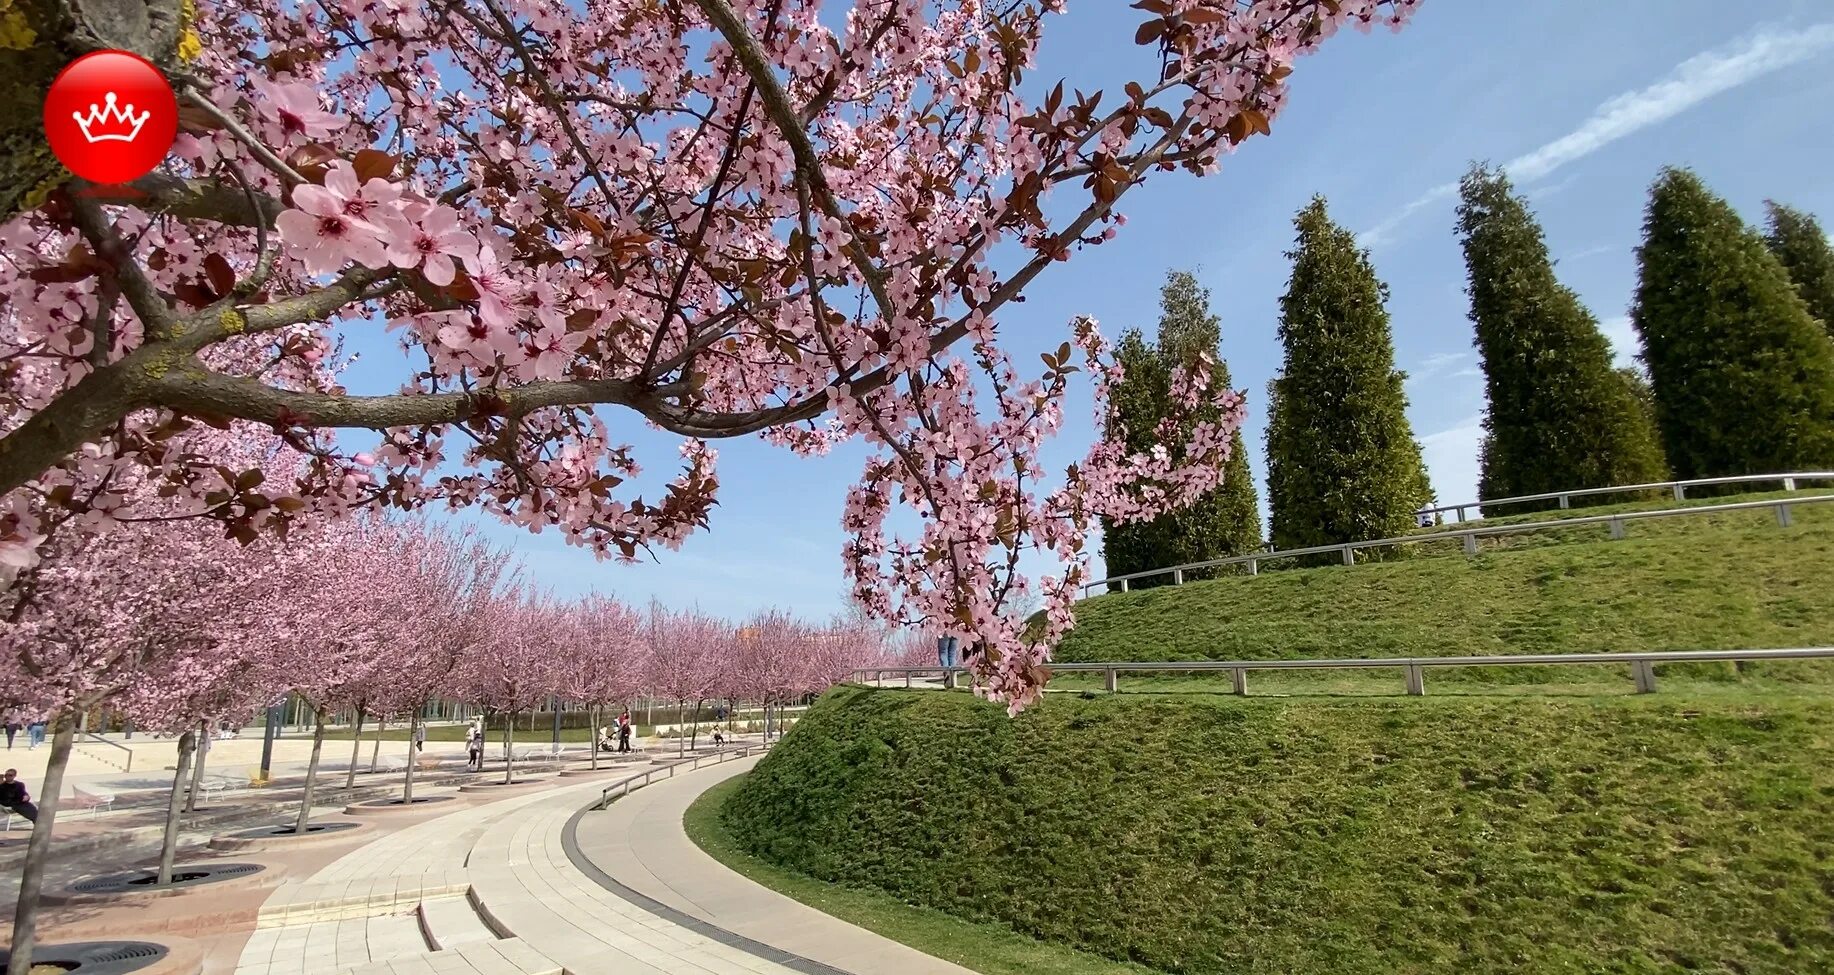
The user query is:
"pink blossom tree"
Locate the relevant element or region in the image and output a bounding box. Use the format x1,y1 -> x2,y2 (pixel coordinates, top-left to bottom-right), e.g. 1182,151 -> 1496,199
557,595 -> 646,770
644,605 -> 728,756
2,0 -> 1419,724
457,589 -> 564,784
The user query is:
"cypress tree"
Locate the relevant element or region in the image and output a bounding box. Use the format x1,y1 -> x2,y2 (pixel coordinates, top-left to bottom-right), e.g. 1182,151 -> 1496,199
1764,201 -> 1834,340
1632,168 -> 1834,480
1265,197 -> 1432,556
1101,272 -> 1263,589
1455,164 -> 1668,510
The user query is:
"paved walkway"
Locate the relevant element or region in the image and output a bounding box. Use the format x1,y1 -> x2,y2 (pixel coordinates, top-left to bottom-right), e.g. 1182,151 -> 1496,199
226,750 -> 974,975
572,757 -> 975,975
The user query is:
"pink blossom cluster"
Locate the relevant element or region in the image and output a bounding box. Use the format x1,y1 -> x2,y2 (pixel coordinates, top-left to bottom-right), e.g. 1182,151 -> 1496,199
0,0 -> 1418,710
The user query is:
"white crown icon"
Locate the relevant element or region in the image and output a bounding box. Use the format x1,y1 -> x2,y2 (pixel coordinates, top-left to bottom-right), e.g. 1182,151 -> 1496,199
72,92 -> 149,144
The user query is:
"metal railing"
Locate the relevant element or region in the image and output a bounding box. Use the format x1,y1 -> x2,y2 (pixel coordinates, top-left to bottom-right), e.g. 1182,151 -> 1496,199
1082,485 -> 1834,595
77,732 -> 133,772
853,647 -> 1834,698
594,742 -> 769,810
1421,471 -> 1834,522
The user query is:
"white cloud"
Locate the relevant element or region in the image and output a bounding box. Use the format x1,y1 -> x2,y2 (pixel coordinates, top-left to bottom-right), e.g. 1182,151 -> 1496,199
1419,414 -> 1485,507
1597,314 -> 1640,368
1359,23 -> 1834,248
1406,351 -> 1474,387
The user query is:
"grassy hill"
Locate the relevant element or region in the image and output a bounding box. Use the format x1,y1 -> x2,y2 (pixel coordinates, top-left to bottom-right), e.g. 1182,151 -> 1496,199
1057,491 -> 1834,678
719,686 -> 1834,975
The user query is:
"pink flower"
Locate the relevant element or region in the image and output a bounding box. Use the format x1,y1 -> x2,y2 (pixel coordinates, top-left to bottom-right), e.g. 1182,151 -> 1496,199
252,79 -> 348,141
462,246 -> 524,329
382,204 -> 479,286
276,184 -> 389,275
321,161 -> 402,223
433,311 -> 519,363
522,320 -> 588,381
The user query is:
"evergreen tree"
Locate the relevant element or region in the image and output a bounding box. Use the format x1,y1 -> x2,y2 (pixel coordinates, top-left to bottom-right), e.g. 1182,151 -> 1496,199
1455,164 -> 1667,510
1764,201 -> 1834,340
1632,168 -> 1834,480
1265,197 -> 1432,556
1101,271 -> 1263,589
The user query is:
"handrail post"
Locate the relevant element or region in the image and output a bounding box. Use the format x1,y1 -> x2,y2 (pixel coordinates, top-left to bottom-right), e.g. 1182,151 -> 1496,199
1784,476 -> 1797,491
1673,483 -> 1685,501
1558,494 -> 1569,510
1632,660 -> 1658,694
1120,578 -> 1130,593
1104,668 -> 1117,693
1456,505 -> 1467,523
1608,517 -> 1626,540
1340,546 -> 1354,566
1405,665 -> 1426,696
1173,568 -> 1184,585
1777,503 -> 1794,528
905,671 -> 912,688
1461,533 -> 1477,556
1231,669 -> 1248,696
1245,558 -> 1258,577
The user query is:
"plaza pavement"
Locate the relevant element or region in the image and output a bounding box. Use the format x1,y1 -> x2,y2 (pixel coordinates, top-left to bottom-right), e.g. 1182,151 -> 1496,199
6,741 -> 967,975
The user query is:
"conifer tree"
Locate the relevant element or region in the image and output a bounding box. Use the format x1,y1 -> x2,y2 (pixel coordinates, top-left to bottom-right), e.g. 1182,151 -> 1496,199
1101,272 -> 1263,589
1764,201 -> 1834,340
1632,169 -> 1834,479
1456,164 -> 1667,510
1265,197 -> 1431,555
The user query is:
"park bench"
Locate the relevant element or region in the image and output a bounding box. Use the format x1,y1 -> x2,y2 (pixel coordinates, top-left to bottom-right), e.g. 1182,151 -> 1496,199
67,786 -> 115,819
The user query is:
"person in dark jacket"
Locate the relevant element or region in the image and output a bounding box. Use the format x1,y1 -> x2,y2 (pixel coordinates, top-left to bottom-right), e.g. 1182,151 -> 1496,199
1,768 -> 37,823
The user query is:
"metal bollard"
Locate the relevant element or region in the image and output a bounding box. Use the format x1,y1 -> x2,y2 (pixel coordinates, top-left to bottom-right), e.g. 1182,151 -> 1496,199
1405,665 -> 1426,696
1231,669 -> 1248,696
1104,669 -> 1118,693
1120,578 -> 1130,592
1173,569 -> 1184,585
1632,660 -> 1658,694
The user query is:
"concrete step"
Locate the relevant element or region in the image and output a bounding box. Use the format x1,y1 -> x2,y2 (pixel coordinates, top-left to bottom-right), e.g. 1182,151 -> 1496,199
340,938 -> 563,975
257,870 -> 471,924
419,893 -> 499,949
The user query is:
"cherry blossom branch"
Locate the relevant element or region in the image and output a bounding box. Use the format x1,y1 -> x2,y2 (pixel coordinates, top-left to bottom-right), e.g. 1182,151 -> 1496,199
178,89 -> 308,186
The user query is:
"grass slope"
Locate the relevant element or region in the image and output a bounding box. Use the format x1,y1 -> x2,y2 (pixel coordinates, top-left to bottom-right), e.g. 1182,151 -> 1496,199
724,686 -> 1834,975
1060,493 -> 1834,669
687,776 -> 1158,975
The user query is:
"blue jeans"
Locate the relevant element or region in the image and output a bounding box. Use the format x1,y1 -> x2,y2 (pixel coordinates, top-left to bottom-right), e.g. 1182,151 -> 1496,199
937,637 -> 959,668
27,724 -> 45,748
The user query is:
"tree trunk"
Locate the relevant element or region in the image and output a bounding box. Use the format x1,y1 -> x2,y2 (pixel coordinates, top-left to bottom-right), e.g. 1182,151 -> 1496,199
157,730 -> 197,886
294,707 -> 326,833
5,714 -> 76,975
402,710 -> 420,803
503,711 -> 516,784
370,714 -> 385,771
184,719 -> 207,812
589,705 -> 599,771
689,699 -> 703,751
676,700 -> 687,757
345,710 -> 365,790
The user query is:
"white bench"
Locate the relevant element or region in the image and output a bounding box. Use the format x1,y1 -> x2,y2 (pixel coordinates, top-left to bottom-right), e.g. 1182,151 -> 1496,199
68,786 -> 115,819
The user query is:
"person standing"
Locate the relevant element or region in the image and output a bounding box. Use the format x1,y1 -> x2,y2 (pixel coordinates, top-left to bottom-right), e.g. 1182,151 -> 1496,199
3,709 -> 20,750
464,724 -> 483,771
617,714 -> 632,754
1,768 -> 38,823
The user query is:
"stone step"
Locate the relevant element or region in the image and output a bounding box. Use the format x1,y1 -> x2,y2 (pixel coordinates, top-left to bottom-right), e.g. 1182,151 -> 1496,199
341,938 -> 563,975
258,870 -> 471,924
419,893 -> 500,950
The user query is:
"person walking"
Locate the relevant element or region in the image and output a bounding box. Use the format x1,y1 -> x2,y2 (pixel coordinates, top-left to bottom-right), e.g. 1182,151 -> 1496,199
464,724 -> 483,771
3,709 -> 20,750
616,714 -> 632,754
1,768 -> 38,823
26,718 -> 47,750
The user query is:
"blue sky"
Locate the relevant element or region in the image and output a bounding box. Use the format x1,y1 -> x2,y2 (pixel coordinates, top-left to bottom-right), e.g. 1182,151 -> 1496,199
337,1 -> 1834,620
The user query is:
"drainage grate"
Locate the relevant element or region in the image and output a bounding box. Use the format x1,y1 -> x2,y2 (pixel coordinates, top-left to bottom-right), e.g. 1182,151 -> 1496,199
71,862 -> 264,894
225,821 -> 362,840
0,941 -> 169,975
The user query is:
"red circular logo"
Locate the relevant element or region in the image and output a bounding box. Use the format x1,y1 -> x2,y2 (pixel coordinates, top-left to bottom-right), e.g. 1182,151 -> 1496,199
43,50 -> 179,185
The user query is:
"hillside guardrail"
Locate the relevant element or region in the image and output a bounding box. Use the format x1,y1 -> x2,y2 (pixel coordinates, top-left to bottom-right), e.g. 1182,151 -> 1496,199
1420,471 -> 1834,523
1082,478 -> 1834,595
853,647 -> 1834,698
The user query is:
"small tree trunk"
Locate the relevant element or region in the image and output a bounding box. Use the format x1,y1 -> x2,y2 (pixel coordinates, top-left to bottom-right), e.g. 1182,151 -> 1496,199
503,711 -> 516,784
5,715 -> 76,975
345,710 -> 365,790
589,705 -> 600,771
370,714 -> 385,771
645,698 -> 653,726
184,719 -> 208,812
402,710 -> 420,803
158,731 -> 197,885
294,707 -> 327,833
689,699 -> 703,751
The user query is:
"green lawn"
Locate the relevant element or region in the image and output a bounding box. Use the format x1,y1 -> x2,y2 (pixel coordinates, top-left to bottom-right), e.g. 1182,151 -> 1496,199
722,686 -> 1834,975
686,776 -> 1157,975
1059,492 -> 1834,682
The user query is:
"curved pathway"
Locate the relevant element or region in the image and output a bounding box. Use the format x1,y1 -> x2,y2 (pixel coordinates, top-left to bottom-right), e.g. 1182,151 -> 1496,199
232,751 -> 969,975
569,757 -> 974,975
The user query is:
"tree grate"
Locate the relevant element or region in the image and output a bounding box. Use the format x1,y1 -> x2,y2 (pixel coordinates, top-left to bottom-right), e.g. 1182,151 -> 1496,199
70,862 -> 263,893
0,942 -> 169,975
